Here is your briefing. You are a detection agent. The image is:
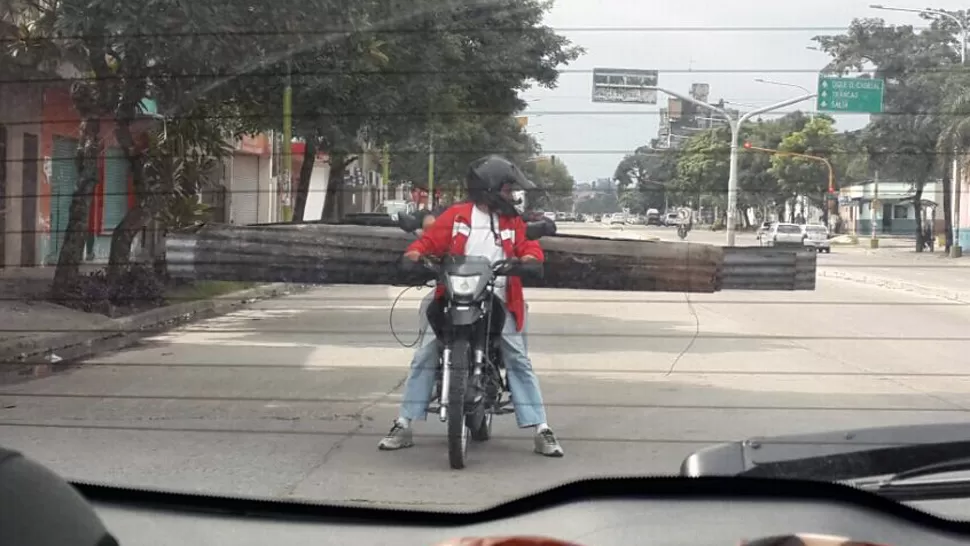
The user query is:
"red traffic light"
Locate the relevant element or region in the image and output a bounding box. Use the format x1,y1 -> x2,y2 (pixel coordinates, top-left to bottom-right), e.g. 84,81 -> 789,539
743,142 -> 752,149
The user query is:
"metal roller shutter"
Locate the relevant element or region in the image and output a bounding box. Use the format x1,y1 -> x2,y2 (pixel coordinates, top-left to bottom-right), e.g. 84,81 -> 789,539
103,147 -> 129,230
231,154 -> 259,225
50,136 -> 79,257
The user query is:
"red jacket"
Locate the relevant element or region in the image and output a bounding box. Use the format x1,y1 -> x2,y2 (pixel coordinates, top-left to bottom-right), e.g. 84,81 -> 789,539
406,202 -> 543,332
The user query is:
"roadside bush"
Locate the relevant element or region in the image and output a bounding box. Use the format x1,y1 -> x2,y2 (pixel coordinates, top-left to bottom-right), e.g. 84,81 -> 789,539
59,265 -> 166,315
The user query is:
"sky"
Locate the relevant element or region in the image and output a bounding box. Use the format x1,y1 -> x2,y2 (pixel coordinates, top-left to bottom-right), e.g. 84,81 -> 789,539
518,0 -> 969,183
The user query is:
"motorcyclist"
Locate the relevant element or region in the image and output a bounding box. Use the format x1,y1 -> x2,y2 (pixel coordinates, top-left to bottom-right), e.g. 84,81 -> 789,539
379,155 -> 564,457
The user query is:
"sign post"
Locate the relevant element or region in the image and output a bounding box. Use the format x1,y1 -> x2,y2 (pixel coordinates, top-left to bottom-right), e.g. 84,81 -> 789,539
816,77 -> 885,114
591,68 -> 659,104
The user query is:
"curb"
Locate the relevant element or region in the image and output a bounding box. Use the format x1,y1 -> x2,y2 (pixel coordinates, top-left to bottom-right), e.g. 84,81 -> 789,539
818,268 -> 970,304
0,283 -> 312,382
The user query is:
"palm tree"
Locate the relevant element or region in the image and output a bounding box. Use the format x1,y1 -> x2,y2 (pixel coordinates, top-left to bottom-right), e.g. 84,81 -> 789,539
935,80 -> 970,253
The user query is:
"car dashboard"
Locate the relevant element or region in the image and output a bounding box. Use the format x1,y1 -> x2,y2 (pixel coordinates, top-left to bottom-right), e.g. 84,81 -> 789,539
84,481 -> 970,546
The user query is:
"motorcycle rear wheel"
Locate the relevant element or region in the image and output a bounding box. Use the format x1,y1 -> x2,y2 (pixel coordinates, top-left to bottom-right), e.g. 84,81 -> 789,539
446,339 -> 472,469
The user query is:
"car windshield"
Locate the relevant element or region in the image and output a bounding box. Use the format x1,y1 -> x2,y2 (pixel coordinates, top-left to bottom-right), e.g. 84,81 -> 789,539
3,0 -> 969,521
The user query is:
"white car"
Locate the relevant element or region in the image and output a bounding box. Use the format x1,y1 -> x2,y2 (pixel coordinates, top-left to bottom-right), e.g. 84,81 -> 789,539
802,224 -> 831,253
760,223 -> 805,247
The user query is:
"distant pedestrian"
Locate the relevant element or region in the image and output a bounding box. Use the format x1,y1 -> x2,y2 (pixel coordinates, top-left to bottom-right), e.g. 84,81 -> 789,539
922,221 -> 934,252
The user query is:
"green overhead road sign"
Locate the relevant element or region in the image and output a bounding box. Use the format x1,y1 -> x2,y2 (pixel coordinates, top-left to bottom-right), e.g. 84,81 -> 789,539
817,77 -> 885,114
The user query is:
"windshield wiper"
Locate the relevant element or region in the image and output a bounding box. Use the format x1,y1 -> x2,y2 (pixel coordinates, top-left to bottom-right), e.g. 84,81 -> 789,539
854,457 -> 970,502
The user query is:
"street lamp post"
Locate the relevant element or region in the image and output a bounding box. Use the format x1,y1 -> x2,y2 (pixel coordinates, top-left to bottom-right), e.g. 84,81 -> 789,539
871,4 -> 967,256
870,5 -> 966,63
648,86 -> 817,246
754,78 -> 816,120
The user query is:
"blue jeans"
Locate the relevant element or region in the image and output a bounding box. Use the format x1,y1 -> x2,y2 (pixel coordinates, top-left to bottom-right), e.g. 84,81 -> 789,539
399,296 -> 545,427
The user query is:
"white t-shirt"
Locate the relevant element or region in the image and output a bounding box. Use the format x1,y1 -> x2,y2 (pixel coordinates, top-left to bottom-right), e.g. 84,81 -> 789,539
464,206 -> 508,301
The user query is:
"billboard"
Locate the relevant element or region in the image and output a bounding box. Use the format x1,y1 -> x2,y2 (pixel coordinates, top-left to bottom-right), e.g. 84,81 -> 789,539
591,68 -> 659,104
668,98 -> 683,121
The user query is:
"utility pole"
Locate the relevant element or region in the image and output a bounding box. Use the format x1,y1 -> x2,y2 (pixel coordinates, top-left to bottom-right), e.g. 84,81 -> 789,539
427,129 -> 435,210
281,60 -> 293,222
647,86 -> 816,246
871,170 -> 880,248
381,142 -> 390,203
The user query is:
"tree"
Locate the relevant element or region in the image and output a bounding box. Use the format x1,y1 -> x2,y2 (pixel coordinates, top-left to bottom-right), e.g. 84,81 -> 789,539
674,128 -> 730,210
614,146 -> 676,190
5,0 -> 116,295
528,156 -> 575,211
813,13 -> 964,249
575,193 -> 619,215
4,0 -> 299,290
318,0 -> 583,217
388,114 -> 540,203
769,117 -> 843,223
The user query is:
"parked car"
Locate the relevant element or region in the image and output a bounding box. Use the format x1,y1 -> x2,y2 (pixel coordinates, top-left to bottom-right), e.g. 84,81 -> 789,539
802,224 -> 831,253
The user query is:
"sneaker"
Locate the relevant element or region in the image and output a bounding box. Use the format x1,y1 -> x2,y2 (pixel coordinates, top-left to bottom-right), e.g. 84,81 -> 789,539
534,427 -> 564,457
378,421 -> 414,451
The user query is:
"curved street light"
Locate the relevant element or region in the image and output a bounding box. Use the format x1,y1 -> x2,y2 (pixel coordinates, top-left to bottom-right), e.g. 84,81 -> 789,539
754,79 -> 816,120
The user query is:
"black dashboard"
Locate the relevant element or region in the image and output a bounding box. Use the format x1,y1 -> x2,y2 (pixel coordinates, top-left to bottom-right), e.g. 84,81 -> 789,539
80,480 -> 970,546
7,443 -> 970,546
90,497 -> 970,546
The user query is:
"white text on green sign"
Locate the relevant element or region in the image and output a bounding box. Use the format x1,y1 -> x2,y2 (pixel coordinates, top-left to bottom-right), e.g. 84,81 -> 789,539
817,77 -> 884,114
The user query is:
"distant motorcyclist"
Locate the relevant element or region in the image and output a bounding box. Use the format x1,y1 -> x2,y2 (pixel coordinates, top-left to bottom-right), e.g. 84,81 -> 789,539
379,155 -> 564,457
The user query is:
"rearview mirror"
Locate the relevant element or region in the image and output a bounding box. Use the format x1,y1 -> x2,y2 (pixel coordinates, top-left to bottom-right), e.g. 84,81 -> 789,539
397,212 -> 423,234
526,217 -> 557,240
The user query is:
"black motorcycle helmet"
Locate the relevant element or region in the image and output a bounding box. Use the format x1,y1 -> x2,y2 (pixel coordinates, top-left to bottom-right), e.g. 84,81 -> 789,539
465,155 -> 536,217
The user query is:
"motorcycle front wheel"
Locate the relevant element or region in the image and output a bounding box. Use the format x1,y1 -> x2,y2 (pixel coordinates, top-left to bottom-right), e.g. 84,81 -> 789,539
446,339 -> 472,469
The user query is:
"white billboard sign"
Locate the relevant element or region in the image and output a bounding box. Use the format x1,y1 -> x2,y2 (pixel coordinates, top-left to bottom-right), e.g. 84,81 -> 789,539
591,68 -> 659,104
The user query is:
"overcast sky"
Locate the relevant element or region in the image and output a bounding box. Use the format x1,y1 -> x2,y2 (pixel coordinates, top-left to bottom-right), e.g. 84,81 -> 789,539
519,0 -> 968,182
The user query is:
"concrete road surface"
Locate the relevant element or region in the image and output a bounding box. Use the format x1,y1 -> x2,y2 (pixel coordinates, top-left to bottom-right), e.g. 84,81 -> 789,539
3,275 -> 970,509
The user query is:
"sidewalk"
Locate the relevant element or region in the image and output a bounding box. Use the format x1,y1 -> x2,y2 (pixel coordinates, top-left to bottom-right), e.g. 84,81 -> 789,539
0,267 -> 310,383
818,245 -> 970,303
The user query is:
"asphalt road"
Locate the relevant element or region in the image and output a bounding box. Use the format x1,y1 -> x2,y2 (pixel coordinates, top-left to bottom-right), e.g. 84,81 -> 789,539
3,240 -> 970,509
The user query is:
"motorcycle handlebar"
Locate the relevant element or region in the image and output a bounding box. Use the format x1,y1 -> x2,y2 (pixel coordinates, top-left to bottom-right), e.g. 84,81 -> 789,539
491,258 -> 544,280
401,255 -> 543,280
398,212 -> 556,242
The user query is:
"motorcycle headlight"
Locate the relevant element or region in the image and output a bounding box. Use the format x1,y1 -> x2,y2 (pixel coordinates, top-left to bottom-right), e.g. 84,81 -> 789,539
447,274 -> 482,297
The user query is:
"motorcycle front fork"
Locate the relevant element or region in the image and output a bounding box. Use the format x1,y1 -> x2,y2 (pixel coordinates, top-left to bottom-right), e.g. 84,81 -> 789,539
438,346 -> 486,422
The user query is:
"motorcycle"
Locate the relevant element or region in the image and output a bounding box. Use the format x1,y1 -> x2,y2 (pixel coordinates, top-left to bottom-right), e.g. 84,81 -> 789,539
397,213 -> 551,469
